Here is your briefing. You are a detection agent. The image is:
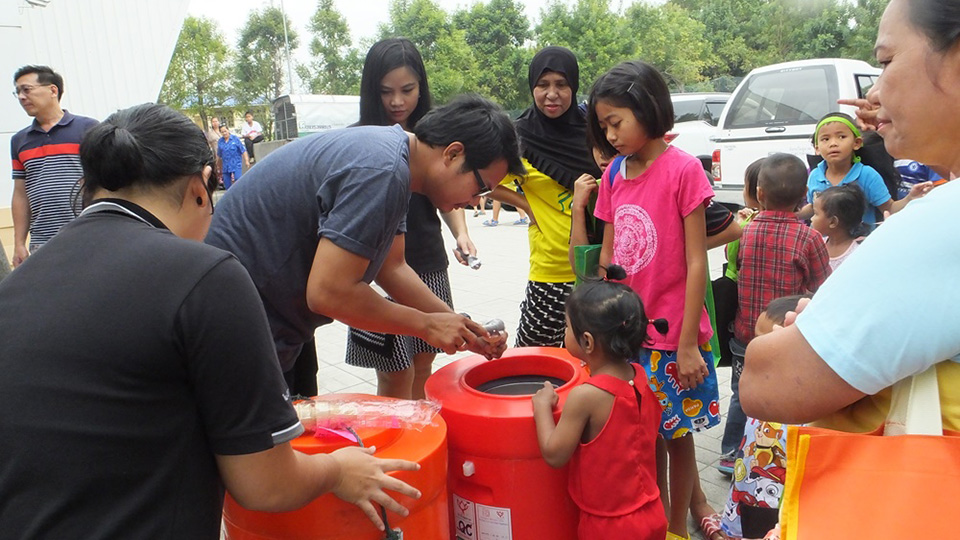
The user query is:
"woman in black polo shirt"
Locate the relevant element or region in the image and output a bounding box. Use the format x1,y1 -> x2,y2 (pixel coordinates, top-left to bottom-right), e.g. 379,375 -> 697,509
0,103 -> 418,538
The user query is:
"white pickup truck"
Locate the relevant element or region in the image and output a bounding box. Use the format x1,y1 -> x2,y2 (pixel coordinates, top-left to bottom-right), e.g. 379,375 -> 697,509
710,58 -> 881,188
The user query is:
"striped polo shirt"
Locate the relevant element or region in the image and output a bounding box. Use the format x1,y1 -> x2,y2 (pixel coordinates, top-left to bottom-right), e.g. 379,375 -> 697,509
11,110 -> 98,248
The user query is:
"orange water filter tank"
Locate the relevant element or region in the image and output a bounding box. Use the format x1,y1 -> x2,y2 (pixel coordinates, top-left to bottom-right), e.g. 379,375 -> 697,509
222,393 -> 449,540
425,347 -> 589,540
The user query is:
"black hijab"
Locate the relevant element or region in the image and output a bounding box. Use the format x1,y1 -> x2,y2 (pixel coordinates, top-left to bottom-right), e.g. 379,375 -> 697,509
515,46 -> 601,190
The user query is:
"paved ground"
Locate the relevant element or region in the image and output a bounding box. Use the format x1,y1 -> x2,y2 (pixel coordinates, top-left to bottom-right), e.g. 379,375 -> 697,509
311,207 -> 735,539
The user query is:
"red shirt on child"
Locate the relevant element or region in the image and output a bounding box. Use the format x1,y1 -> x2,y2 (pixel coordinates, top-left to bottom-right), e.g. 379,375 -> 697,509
735,211 -> 830,343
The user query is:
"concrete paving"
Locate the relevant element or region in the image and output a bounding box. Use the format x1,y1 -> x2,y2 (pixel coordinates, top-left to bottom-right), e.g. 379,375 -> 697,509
311,207 -> 736,539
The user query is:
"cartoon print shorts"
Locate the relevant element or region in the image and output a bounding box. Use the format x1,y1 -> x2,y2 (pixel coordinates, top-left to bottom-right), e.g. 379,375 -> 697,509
636,344 -> 721,439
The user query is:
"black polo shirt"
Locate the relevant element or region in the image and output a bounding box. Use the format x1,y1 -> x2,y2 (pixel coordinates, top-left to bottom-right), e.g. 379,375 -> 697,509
0,200 -> 301,538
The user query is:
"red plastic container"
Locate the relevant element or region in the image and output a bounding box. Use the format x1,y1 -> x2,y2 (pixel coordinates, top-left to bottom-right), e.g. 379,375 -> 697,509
222,393 -> 449,540
425,347 -> 589,540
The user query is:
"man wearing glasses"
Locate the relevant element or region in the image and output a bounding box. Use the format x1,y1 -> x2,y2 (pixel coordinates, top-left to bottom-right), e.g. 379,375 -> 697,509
10,65 -> 97,267
206,95 -> 524,393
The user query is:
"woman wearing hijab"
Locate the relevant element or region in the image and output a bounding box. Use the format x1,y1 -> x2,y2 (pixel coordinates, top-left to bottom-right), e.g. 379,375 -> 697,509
491,46 -> 602,347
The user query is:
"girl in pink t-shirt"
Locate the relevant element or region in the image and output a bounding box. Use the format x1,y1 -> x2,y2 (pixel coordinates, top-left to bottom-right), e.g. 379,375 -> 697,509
586,60 -> 721,540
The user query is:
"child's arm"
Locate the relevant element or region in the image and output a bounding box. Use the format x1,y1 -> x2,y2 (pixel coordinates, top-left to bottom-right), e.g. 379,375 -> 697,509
597,222 -> 615,278
677,204 -> 710,390
796,202 -> 814,221
488,184 -> 534,225
532,382 -> 592,468
884,181 -> 935,214
568,174 -> 599,270
706,220 -> 741,250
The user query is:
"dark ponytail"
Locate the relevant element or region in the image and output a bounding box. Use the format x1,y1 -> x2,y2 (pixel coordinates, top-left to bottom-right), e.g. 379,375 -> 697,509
80,103 -> 212,199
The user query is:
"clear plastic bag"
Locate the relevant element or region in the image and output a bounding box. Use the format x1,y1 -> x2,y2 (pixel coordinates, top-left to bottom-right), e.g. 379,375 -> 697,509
294,398 -> 441,433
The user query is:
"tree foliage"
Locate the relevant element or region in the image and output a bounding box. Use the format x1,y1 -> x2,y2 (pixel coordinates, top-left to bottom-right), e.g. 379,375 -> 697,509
536,0 -> 633,98
843,0 -> 889,62
453,0 -> 532,110
379,0 -> 479,103
624,3 -> 715,91
235,6 -> 299,107
163,0 -> 886,121
299,0 -> 363,95
159,16 -> 231,130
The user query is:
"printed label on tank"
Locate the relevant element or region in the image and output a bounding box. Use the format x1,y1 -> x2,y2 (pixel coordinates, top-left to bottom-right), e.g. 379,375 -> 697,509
453,494 -> 477,540
476,503 -> 512,540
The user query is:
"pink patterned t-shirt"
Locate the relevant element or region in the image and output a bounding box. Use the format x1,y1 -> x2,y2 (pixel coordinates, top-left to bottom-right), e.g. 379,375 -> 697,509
594,146 -> 715,350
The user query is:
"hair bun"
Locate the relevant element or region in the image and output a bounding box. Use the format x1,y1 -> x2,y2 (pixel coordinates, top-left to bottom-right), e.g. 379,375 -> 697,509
605,264 -> 627,281
82,123 -> 145,192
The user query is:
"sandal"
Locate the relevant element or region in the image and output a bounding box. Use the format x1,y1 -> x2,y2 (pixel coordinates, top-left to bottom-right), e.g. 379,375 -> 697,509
699,513 -> 727,540
513,217 -> 528,225
482,219 -> 498,227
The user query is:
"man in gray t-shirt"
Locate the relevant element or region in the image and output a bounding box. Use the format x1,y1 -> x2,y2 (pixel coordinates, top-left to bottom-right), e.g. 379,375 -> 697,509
206,95 -> 525,387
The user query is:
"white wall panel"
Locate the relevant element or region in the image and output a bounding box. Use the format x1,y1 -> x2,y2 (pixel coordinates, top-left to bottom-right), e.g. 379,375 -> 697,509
1,0 -> 188,204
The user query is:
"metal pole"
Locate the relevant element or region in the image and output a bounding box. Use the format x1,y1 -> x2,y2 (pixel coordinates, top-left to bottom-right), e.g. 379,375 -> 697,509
280,0 -> 294,95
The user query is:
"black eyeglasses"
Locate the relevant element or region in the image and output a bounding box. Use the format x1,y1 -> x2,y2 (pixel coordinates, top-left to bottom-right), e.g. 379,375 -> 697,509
473,168 -> 492,198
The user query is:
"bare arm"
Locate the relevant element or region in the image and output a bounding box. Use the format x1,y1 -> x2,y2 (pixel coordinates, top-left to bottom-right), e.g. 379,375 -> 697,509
375,234 -> 457,314
676,205 -> 710,389
306,236 -> 499,356
532,383 -> 593,468
741,324 -> 866,424
706,219 -> 741,250
377,239 -> 507,357
886,181 -> 935,215
488,185 -> 534,224
796,202 -> 814,221
216,443 -> 420,530
439,209 -> 475,264
11,179 -> 30,267
597,222 -> 615,277
568,174 -> 599,269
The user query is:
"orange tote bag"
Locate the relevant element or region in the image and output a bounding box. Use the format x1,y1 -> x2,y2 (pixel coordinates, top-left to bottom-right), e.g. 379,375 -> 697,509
780,364 -> 960,539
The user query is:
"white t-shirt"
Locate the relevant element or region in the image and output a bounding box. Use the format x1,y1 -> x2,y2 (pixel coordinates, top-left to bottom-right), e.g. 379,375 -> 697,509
796,179 -> 960,395
241,120 -> 262,139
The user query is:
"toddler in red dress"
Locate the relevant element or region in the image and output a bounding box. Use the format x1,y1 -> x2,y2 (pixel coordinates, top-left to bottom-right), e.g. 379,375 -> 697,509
533,264 -> 667,539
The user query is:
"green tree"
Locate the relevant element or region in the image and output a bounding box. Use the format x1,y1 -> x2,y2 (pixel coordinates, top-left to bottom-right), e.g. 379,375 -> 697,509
534,0 -> 633,94
453,0 -> 532,110
674,0 -> 871,78
750,0 -> 853,64
299,0 -> 362,94
159,16 -> 232,129
843,0 -> 887,62
380,0 -> 479,103
624,3 -> 716,91
672,0 -> 768,78
235,6 -> 299,113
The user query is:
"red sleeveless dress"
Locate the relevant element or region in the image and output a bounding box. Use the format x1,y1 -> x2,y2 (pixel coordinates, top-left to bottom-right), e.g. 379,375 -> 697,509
567,367 -> 667,539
